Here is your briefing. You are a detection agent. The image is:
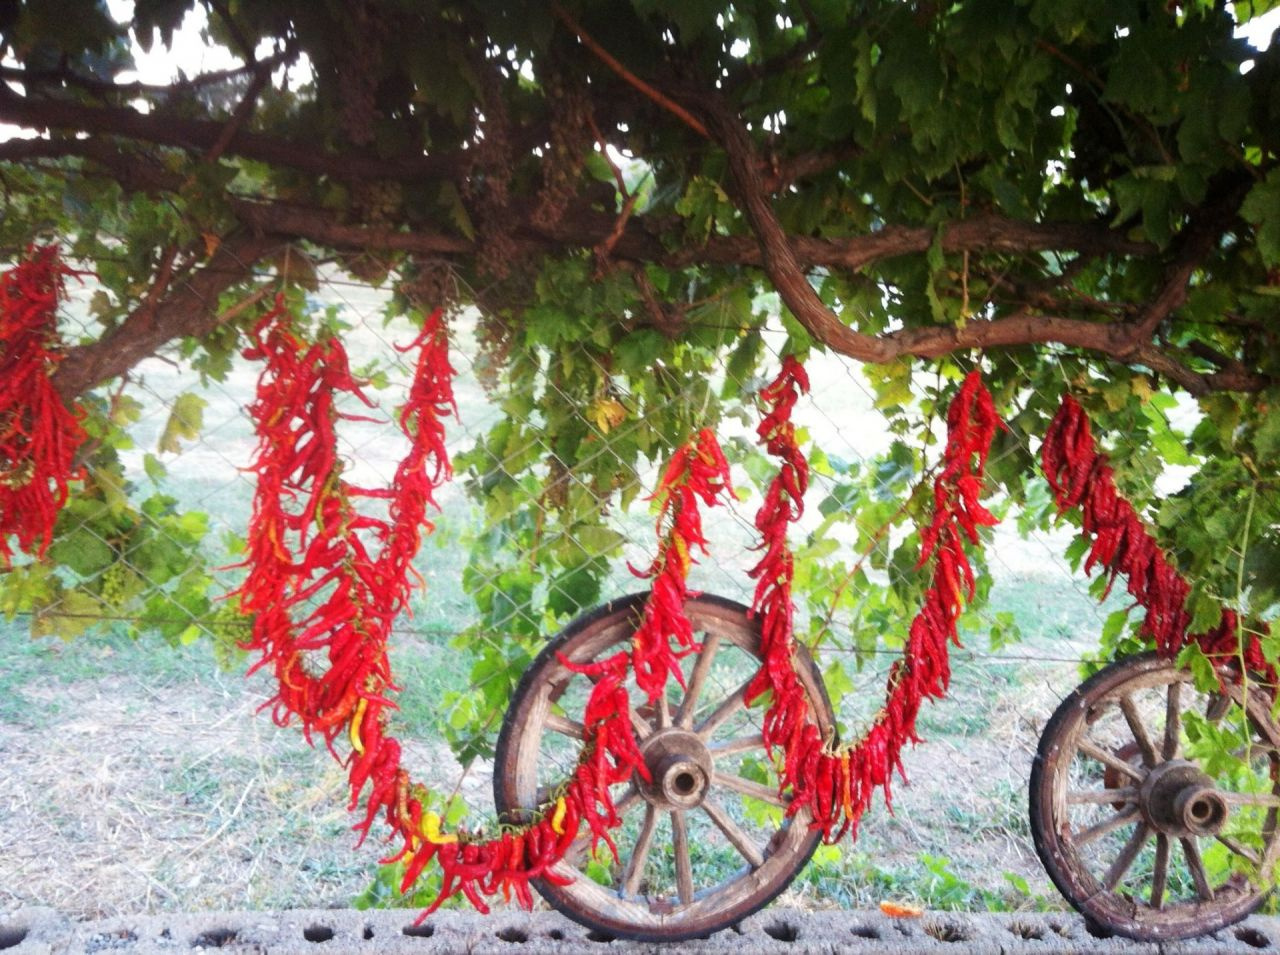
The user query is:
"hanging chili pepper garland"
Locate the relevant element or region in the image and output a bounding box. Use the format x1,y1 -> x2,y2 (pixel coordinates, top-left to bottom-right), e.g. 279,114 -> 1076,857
0,247 -> 86,566
237,292 -> 736,916
1041,394 -> 1274,682
745,361 -> 1003,842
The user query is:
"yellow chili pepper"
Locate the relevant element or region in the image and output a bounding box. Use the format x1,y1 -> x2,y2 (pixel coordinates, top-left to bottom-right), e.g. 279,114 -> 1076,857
551,796 -> 567,835
349,697 -> 368,755
421,810 -> 457,845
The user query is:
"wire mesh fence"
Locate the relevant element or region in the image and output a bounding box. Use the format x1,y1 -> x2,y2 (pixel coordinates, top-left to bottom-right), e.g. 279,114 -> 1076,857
0,257 -> 1137,919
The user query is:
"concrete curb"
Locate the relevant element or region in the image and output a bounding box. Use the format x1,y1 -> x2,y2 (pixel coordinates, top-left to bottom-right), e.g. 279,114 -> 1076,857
3,906 -> 1278,954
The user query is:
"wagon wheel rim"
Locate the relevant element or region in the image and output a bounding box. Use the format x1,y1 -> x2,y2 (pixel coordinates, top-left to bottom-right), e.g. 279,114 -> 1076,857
494,593 -> 834,942
1031,653 -> 1280,942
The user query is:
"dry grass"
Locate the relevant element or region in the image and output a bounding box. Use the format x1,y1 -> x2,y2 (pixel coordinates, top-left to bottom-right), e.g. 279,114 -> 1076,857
0,634 -> 494,919
0,614 -> 1088,920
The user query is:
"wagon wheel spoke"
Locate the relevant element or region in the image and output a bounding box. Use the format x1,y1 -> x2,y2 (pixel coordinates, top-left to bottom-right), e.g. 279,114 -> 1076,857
1074,806 -> 1140,848
621,805 -> 659,897
671,810 -> 694,905
654,688 -> 673,731
614,783 -> 643,816
701,796 -> 765,868
708,733 -> 766,758
1181,837 -> 1215,900
630,707 -> 653,741
1067,787 -> 1138,805
1103,822 -> 1151,891
1118,695 -> 1158,767
1150,834 -> 1170,910
1215,833 -> 1262,868
1078,740 -> 1145,782
713,770 -> 789,808
1163,681 -> 1182,761
675,632 -> 720,729
1206,694 -> 1231,722
695,676 -> 752,739
1219,790 -> 1280,809
545,712 -> 585,740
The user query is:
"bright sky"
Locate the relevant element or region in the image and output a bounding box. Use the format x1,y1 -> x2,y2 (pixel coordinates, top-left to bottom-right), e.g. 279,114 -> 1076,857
2,4 -> 1278,142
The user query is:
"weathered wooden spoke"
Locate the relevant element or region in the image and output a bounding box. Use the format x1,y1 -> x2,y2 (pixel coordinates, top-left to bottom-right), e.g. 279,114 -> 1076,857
1103,823 -> 1151,891
1067,787 -> 1138,805
1181,837 -> 1215,901
695,676 -> 752,739
1118,695 -> 1159,767
1163,681 -> 1182,761
1219,790 -> 1280,809
545,712 -> 585,740
1078,739 -> 1145,782
1150,834 -> 1170,911
671,810 -> 694,905
708,733 -> 766,758
701,796 -> 765,868
713,770 -> 788,808
621,805 -> 658,897
1215,833 -> 1262,868
1074,806 -> 1140,848
675,632 -> 720,729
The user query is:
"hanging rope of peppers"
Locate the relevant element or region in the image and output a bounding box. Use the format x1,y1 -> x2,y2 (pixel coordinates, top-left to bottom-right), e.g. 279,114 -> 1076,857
0,247 -> 86,567
1040,394 -> 1274,685
745,361 -> 1004,842
237,292 -> 735,915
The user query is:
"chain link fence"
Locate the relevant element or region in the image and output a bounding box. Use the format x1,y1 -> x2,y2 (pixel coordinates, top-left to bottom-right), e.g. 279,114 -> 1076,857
0,258 -> 1131,918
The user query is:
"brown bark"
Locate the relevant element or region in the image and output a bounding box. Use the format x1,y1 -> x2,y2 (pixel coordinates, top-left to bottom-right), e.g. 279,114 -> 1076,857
53,233 -> 282,399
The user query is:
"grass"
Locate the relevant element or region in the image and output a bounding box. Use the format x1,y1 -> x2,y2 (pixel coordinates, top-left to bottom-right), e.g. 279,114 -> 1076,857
0,279 -> 1143,920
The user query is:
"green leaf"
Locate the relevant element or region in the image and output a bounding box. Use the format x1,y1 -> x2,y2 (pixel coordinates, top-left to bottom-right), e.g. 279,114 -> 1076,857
1242,169 -> 1280,267
157,393 -> 207,454
31,589 -> 105,641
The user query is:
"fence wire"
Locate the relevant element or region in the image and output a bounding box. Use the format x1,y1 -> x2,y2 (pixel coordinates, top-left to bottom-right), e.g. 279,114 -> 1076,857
0,258 -> 1138,917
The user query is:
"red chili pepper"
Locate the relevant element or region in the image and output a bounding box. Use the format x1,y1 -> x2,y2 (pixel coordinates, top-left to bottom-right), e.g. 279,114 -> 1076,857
0,247 -> 88,566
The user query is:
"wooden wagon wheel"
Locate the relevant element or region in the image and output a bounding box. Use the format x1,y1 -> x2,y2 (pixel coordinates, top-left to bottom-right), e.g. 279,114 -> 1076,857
1030,652 -> 1280,941
493,592 -> 835,942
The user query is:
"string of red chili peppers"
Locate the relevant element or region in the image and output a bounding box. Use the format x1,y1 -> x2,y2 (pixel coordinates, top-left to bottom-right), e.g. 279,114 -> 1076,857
0,247 -> 86,567
1041,394 -> 1274,685
237,294 -> 735,916
745,361 -> 1003,842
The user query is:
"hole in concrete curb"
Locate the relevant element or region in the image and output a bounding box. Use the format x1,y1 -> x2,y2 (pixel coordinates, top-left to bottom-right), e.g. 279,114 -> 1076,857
851,925 -> 880,940
547,930 -> 564,941
924,920 -> 974,943
402,924 -> 434,939
763,922 -> 798,942
1046,921 -> 1070,937
496,927 -> 528,943
303,925 -> 334,943
191,928 -> 239,948
192,928 -> 239,949
1236,927 -> 1270,949
586,929 -> 615,943
1009,921 -> 1045,941
0,928 -> 28,951
362,925 -> 375,941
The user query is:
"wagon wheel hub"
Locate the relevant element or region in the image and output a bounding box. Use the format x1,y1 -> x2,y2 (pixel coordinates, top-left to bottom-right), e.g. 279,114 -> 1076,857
637,728 -> 713,810
1138,759 -> 1230,837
